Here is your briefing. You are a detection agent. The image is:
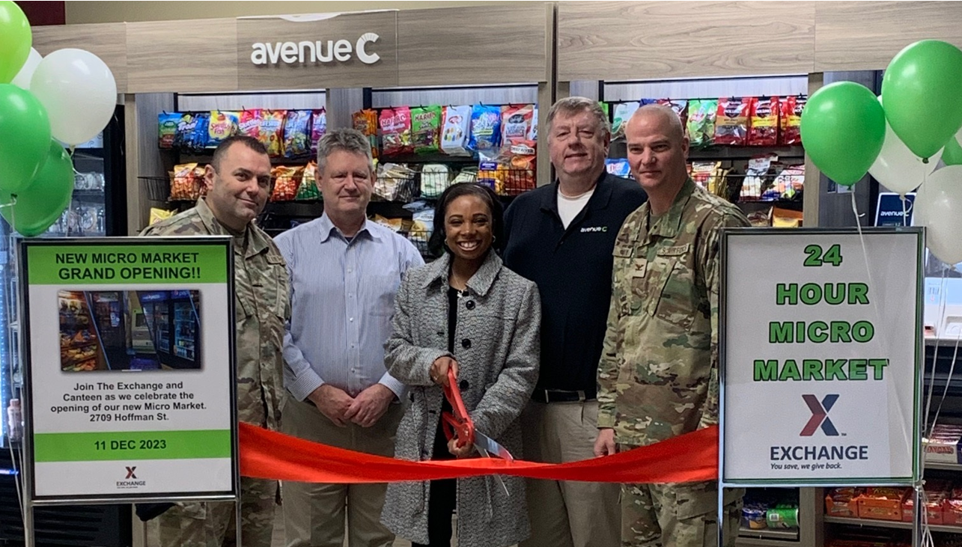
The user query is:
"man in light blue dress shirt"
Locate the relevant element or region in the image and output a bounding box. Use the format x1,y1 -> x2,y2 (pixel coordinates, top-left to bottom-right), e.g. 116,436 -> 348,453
274,128 -> 423,547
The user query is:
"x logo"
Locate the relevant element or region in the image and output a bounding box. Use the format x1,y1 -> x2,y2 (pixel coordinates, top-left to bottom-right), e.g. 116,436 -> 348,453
125,466 -> 137,479
800,394 -> 839,436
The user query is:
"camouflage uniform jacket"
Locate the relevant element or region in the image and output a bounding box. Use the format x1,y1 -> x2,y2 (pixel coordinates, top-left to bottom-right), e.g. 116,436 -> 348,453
597,178 -> 749,446
141,198 -> 290,430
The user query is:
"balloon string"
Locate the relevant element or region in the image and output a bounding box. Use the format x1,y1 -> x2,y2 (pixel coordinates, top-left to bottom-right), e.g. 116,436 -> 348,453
928,261 -> 962,437
925,265 -> 948,438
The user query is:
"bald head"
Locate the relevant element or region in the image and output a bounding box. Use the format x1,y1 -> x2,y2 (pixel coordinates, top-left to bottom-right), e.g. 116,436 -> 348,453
625,104 -> 685,143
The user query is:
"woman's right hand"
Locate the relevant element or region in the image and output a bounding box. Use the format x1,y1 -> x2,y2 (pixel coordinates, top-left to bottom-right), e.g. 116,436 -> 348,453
430,356 -> 459,387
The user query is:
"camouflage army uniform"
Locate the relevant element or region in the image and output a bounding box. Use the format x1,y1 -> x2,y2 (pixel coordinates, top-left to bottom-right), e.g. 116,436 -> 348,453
597,179 -> 748,547
141,198 -> 291,547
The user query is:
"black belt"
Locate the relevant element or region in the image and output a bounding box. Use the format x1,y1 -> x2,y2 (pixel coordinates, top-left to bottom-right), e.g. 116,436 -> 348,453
532,389 -> 596,403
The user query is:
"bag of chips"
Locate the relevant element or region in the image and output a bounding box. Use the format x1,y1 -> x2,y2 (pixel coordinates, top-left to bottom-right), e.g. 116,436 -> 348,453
477,150 -> 499,190
149,207 -> 175,225
612,102 -> 640,137
658,99 -> 688,129
374,163 -> 417,201
158,112 -> 180,149
182,113 -> 210,152
501,104 -> 535,144
420,163 -> 452,199
605,158 -> 631,178
270,166 -> 302,202
259,109 -> 286,157
238,109 -> 261,139
686,99 -> 718,149
295,161 -> 320,201
381,107 -> 413,157
749,97 -> 779,147
440,105 -> 472,156
780,95 -> 805,145
498,139 -> 537,196
310,108 -> 327,156
170,163 -> 202,201
176,113 -> 198,151
714,98 -> 752,146
411,105 -> 442,155
352,109 -> 378,158
528,105 -> 539,142
208,111 -> 239,146
283,110 -> 312,159
469,105 -> 502,152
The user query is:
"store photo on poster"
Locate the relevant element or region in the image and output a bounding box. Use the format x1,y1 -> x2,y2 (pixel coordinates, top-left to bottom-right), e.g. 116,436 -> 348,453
58,289 -> 201,373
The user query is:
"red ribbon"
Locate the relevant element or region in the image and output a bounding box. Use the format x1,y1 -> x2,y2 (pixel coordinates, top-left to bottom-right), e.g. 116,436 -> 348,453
239,422 -> 718,484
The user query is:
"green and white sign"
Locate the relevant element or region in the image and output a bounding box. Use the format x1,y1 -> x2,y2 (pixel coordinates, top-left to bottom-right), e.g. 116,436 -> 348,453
22,237 -> 236,501
720,228 -> 922,486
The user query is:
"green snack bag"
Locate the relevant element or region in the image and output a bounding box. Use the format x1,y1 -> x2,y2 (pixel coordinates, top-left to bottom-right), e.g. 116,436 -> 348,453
412,105 -> 442,155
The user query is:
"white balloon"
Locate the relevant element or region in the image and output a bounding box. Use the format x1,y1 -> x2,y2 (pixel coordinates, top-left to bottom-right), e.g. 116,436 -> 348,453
29,48 -> 117,146
915,165 -> 962,265
11,48 -> 42,90
870,96 -> 941,196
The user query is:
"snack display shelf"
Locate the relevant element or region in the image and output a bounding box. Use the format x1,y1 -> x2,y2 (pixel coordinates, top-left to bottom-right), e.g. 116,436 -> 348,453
738,527 -> 799,541
61,340 -> 98,351
823,515 -> 962,534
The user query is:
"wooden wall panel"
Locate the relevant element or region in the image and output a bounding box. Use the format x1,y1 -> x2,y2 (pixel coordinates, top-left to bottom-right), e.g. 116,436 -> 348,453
32,23 -> 128,93
236,12 -> 398,90
815,2 -> 962,71
126,19 -> 238,93
557,2 -> 815,81
397,4 -> 550,86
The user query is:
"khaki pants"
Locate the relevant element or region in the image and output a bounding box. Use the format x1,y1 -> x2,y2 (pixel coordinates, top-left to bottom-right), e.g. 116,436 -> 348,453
158,476 -> 276,547
520,400 -> 621,547
621,481 -> 742,547
281,393 -> 402,547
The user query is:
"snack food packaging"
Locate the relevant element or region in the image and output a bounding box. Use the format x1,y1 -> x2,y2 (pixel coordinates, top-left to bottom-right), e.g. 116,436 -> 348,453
270,166 -> 302,202
258,109 -> 286,157
295,162 -> 320,201
411,105 -> 442,155
158,112 -> 180,149
749,97 -> 780,146
501,104 -> 535,145
208,111 -> 239,146
658,99 -> 688,128
238,109 -> 261,139
605,158 -> 631,178
170,163 -> 203,201
714,97 -> 752,146
441,105 -> 472,156
780,95 -> 806,146
686,99 -> 718,149
381,107 -> 413,156
612,102 -> 640,137
149,208 -> 175,225
284,110 -> 312,159
310,108 -> 327,156
420,163 -> 452,199
352,109 -> 378,158
469,105 -> 502,152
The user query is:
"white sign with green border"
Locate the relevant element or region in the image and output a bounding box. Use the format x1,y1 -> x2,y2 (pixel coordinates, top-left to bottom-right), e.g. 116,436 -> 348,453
720,228 -> 922,486
22,237 -> 236,501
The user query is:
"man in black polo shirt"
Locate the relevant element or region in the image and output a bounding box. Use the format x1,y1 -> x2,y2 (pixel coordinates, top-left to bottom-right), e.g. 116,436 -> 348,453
503,96 -> 647,547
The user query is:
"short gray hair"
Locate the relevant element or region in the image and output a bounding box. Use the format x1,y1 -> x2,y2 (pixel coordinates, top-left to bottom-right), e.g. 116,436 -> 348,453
545,96 -> 611,141
316,128 -> 375,174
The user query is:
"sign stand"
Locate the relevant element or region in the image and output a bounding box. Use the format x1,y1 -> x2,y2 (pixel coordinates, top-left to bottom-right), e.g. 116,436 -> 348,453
719,227 -> 923,545
17,237 -> 241,546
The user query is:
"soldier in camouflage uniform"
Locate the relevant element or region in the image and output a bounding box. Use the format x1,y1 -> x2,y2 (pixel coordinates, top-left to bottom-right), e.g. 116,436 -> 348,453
141,135 -> 290,547
594,106 -> 748,547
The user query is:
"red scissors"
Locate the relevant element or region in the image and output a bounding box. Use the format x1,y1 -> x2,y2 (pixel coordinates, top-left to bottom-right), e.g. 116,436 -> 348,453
440,368 -> 514,461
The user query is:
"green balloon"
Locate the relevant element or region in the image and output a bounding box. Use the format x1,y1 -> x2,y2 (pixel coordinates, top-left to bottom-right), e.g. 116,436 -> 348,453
1,140 -> 73,236
882,40 -> 962,160
0,1 -> 31,84
801,82 -> 886,187
0,84 -> 51,193
943,138 -> 962,166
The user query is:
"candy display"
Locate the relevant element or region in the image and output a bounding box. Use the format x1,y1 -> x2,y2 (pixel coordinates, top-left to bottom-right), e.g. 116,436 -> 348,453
469,104 -> 502,152
441,105 -> 472,156
411,105 -> 442,155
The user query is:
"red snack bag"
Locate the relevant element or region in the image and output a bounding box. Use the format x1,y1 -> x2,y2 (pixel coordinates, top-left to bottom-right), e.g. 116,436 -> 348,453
780,95 -> 806,145
381,107 -> 413,156
749,97 -> 779,146
714,97 -> 752,146
238,109 -> 261,139
270,166 -> 302,202
658,99 -> 689,129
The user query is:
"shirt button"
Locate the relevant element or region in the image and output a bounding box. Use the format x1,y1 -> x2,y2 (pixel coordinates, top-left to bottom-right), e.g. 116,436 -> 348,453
436,330 -> 444,336
461,339 -> 471,349
465,301 -> 475,310
349,317 -> 354,322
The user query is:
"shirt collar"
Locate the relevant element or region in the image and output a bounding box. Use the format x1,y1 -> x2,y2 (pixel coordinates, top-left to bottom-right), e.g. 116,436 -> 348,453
540,170 -> 612,215
420,251 -> 503,297
195,198 -> 269,258
317,212 -> 380,244
648,178 -> 697,238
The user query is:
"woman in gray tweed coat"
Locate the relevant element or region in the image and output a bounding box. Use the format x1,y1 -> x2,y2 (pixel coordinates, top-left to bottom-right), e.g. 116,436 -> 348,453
380,183 -> 541,547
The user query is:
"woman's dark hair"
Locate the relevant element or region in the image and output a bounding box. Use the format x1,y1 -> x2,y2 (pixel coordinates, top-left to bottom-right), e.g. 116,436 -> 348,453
427,183 -> 505,258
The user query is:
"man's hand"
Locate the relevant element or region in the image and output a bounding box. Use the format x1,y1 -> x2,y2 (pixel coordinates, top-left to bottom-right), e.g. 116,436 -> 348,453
430,356 -> 459,387
447,436 -> 474,458
307,384 -> 354,427
594,428 -> 617,457
344,384 -> 395,428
